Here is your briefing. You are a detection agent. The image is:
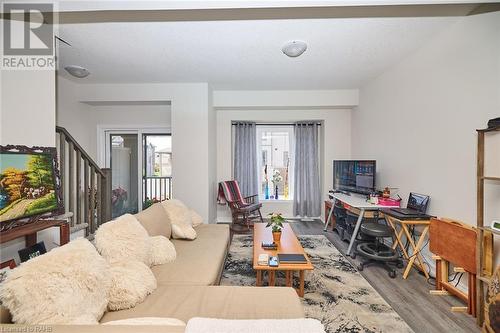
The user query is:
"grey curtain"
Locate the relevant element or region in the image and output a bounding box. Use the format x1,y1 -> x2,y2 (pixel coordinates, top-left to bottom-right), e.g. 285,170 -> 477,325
293,122 -> 321,217
233,122 -> 258,198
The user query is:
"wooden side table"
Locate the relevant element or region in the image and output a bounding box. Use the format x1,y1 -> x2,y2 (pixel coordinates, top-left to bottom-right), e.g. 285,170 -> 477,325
384,215 -> 431,279
0,220 -> 70,247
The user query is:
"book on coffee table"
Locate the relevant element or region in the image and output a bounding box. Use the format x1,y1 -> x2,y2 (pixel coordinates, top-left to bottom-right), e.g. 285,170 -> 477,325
257,254 -> 269,266
277,253 -> 308,264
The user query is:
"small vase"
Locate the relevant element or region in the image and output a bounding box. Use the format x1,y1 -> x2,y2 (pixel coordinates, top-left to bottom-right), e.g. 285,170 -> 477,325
272,231 -> 281,243
275,185 -> 279,200
265,183 -> 270,199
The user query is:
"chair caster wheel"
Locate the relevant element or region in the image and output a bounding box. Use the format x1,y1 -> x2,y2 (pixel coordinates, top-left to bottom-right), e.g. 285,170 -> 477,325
389,271 -> 396,279
357,264 -> 364,271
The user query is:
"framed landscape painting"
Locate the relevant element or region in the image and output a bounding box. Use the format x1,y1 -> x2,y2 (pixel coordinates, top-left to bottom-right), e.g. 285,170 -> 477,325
0,146 -> 63,229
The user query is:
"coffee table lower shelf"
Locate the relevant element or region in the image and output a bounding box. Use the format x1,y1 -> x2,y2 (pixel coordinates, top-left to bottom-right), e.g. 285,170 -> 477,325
255,269 -> 308,297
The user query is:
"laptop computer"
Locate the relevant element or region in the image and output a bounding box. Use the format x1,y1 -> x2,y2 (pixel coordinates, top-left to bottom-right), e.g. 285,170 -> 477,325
391,193 -> 430,216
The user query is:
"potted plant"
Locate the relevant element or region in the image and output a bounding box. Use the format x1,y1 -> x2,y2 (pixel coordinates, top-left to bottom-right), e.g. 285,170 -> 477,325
266,212 -> 285,243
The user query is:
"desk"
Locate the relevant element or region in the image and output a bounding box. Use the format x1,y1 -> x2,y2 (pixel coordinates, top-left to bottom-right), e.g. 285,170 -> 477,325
324,193 -> 392,256
383,213 -> 431,279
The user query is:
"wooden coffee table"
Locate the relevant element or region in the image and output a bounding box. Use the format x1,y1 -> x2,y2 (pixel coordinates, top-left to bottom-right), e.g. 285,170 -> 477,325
253,223 -> 314,297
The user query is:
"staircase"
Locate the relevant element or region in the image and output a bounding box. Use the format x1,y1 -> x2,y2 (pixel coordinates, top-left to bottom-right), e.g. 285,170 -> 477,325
56,126 -> 112,237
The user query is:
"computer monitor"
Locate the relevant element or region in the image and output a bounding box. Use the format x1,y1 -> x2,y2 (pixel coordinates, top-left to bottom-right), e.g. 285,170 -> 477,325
407,193 -> 430,213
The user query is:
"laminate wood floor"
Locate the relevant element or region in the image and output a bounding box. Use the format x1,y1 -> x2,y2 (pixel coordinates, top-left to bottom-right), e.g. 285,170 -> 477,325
289,220 -> 479,333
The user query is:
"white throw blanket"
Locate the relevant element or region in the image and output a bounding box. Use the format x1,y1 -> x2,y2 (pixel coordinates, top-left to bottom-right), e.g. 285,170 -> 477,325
185,318 -> 326,333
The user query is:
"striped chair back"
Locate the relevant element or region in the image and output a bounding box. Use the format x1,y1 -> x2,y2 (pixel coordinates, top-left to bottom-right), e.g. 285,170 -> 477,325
218,181 -> 245,205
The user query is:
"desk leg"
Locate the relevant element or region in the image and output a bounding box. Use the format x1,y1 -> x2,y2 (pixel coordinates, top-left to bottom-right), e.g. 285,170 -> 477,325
347,208 -> 365,256
386,216 -> 409,259
324,202 -> 334,232
402,225 -> 429,279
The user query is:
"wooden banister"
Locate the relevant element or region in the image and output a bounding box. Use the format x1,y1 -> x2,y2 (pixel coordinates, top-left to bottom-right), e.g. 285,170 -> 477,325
56,126 -> 105,177
56,126 -> 111,237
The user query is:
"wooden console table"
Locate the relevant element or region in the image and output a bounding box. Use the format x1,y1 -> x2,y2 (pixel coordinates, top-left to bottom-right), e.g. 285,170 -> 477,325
0,220 -> 69,247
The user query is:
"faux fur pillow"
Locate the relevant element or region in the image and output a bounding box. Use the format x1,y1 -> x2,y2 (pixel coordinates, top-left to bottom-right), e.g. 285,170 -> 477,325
107,261 -> 157,311
95,214 -> 151,265
0,238 -> 111,324
162,199 -> 197,240
149,236 -> 176,266
190,210 -> 203,227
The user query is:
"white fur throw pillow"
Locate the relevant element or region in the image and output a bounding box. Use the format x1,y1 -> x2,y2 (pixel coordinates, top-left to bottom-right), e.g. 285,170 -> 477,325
190,209 -> 203,227
107,261 -> 157,311
161,199 -> 197,240
149,236 -> 176,266
171,223 -> 197,240
95,214 -> 151,265
104,317 -> 186,326
0,238 -> 111,325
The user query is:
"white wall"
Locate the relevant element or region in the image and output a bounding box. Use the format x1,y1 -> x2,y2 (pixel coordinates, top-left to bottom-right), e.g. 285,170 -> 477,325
1,71 -> 56,146
56,76 -> 93,154
351,11 -> 500,271
57,77 -> 172,161
214,89 -> 357,222
217,109 -> 352,221
56,81 -> 214,223
1,69 -> 60,263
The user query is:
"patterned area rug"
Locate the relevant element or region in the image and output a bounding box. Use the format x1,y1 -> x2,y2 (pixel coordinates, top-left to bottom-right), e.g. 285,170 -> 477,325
221,235 -> 413,333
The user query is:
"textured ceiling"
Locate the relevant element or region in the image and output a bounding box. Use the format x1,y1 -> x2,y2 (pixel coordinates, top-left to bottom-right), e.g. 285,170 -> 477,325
57,16 -> 458,89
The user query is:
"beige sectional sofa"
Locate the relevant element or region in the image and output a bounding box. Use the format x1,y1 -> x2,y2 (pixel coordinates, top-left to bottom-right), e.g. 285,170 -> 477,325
1,202 -> 304,332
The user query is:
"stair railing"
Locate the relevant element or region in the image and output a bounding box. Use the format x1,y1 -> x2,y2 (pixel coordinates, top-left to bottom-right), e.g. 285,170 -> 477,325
56,126 -> 111,237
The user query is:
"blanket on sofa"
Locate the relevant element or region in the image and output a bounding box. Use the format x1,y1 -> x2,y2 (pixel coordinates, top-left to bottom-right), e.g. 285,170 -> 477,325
185,317 -> 325,333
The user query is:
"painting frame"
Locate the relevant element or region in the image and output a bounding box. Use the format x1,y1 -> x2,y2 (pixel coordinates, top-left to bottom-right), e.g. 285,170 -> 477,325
0,145 -> 64,231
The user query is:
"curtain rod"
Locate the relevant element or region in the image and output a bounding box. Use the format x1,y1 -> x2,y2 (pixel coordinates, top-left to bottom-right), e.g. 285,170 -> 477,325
231,122 -> 322,126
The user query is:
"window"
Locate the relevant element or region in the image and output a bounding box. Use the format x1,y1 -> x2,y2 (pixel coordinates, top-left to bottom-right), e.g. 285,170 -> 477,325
256,126 -> 294,200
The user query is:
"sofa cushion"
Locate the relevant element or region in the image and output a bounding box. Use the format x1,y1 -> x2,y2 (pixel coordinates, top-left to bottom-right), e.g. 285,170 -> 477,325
0,239 -> 111,325
135,203 -> 172,239
108,261 -> 157,311
151,224 -> 229,286
162,200 -> 197,240
149,236 -> 176,266
95,214 -> 151,265
100,286 -> 304,323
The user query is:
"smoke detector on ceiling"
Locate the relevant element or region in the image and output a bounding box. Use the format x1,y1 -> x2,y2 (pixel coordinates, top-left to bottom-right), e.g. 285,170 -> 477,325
282,40 -> 307,58
65,65 -> 90,78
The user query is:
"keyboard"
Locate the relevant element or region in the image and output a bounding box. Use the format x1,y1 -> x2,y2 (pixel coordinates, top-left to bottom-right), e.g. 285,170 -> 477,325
391,208 -> 420,215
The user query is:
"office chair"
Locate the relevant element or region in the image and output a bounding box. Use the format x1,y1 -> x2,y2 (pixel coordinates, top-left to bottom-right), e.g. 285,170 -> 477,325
355,220 -> 402,278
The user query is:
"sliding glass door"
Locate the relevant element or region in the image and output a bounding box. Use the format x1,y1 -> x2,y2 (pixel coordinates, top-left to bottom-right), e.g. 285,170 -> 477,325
142,134 -> 172,209
108,133 -> 139,218
103,129 -> 171,216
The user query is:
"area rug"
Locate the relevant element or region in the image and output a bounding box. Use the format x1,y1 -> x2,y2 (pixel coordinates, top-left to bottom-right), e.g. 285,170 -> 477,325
221,235 -> 413,333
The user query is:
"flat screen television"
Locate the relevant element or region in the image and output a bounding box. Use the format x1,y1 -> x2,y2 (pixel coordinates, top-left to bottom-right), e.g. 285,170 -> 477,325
0,146 -> 63,229
333,160 -> 376,195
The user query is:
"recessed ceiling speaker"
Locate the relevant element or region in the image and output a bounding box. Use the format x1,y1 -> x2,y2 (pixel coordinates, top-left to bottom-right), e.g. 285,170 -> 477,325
282,40 -> 307,58
64,65 -> 90,78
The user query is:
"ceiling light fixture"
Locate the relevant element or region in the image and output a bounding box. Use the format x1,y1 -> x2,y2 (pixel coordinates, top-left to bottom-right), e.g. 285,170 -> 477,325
64,65 -> 90,78
282,40 -> 307,58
